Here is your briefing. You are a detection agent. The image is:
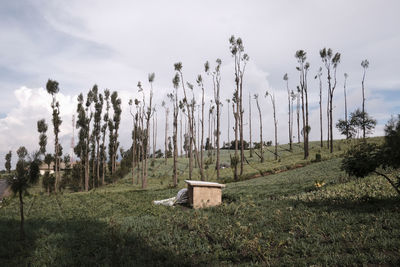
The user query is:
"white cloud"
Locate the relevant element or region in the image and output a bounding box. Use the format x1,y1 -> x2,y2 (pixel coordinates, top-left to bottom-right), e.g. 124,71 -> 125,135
0,87 -> 77,168
1,0 -> 400,169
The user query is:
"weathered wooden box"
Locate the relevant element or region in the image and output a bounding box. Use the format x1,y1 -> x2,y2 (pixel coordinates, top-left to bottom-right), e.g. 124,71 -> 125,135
185,180 -> 226,209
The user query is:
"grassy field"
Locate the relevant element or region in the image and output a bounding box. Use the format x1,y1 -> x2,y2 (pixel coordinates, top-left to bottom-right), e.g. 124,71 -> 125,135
1,138 -> 399,265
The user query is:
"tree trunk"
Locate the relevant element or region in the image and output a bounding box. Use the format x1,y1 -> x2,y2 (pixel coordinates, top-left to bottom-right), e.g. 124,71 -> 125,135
362,69 -> 366,139
255,98 -> 264,163
189,111 -> 193,179
301,84 -> 306,159
85,120 -> 91,191
330,93 -> 333,153
374,170 -> 400,196
305,84 -> 309,159
327,75 -> 331,149
54,136 -> 59,193
173,108 -> 178,187
216,99 -> 220,179
249,93 -> 253,157
234,101 -> 239,179
344,75 -> 348,139
227,103 -> 230,152
201,87 -> 204,180
319,75 -> 323,147
153,112 -> 156,159
286,81 -> 292,151
132,125 -> 136,185
165,108 -> 169,164
239,78 -> 244,176
92,143 -> 96,189
296,93 -> 300,144
272,95 -> 278,160
178,71 -> 204,181
19,189 -> 25,240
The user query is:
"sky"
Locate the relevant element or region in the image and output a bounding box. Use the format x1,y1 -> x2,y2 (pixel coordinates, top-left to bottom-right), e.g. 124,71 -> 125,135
1,0 -> 400,169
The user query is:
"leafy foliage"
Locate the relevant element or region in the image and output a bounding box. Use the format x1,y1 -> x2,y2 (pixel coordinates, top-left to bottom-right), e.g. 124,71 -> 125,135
4,151 -> 12,172
341,142 -> 380,178
342,115 -> 400,195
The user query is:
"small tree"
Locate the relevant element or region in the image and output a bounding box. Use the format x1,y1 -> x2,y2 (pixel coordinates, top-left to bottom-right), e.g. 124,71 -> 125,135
336,119 -> 356,139
7,147 -> 40,239
349,108 -> 376,138
342,115 -> 400,195
5,151 -> 12,173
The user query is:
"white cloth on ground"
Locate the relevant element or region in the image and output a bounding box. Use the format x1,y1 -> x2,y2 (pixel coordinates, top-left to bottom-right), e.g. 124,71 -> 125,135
153,188 -> 189,206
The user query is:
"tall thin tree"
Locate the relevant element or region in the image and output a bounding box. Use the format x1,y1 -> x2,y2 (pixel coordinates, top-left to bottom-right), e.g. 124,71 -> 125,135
344,72 -> 349,139
254,94 -> 264,163
320,48 -> 341,152
100,89 -> 110,185
295,50 -> 310,159
206,59 -> 222,179
226,99 -> 231,151
170,73 -> 180,187
161,101 -> 169,164
174,62 -> 205,181
315,67 -> 324,147
196,74 -> 205,179
229,35 -> 249,176
283,73 -> 292,151
248,93 -> 253,157
46,79 -> 62,193
361,59 -> 369,139
266,91 -> 278,160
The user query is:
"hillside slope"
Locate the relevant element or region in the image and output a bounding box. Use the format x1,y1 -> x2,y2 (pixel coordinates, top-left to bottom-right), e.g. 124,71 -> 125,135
1,156 -> 399,265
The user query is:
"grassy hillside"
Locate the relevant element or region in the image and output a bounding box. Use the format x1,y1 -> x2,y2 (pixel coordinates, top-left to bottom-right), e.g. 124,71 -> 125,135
1,141 -> 399,265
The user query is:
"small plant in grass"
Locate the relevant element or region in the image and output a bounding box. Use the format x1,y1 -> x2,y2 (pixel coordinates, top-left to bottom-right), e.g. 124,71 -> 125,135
315,153 -> 322,162
42,172 -> 55,194
314,180 -> 325,188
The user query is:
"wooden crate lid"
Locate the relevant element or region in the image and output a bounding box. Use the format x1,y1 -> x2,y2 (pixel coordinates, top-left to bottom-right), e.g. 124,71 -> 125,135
185,180 -> 226,188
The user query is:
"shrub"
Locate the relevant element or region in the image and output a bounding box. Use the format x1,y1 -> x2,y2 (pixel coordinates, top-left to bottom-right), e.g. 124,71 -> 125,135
341,114 -> 400,195
315,153 -> 322,162
42,171 -> 55,193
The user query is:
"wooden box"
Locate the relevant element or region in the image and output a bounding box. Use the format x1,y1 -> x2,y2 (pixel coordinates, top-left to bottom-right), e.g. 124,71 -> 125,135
185,180 -> 226,209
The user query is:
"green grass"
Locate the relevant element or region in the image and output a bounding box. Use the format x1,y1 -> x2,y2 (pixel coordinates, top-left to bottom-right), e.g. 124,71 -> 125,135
1,137 -> 399,265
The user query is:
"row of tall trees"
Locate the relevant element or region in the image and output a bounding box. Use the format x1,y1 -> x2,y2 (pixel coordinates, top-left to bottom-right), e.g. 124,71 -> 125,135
4,39 -> 376,189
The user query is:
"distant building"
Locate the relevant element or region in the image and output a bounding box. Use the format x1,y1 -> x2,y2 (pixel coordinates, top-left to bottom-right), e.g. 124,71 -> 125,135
39,162 -> 73,175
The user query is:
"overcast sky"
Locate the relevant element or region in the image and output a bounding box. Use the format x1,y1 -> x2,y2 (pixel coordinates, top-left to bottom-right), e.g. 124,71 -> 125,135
1,0 -> 400,169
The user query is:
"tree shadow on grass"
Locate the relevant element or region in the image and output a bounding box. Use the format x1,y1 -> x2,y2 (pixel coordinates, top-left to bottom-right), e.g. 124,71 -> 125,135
0,217 -> 190,266
290,196 -> 400,213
